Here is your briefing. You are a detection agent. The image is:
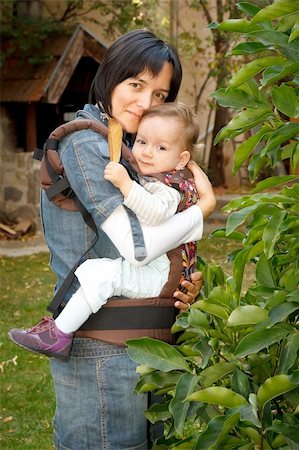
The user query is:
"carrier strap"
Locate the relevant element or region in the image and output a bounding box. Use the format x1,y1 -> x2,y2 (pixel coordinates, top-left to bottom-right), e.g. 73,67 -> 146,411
43,119 -> 145,313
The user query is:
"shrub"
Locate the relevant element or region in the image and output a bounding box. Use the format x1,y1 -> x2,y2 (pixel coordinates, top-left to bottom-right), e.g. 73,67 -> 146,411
126,1 -> 299,448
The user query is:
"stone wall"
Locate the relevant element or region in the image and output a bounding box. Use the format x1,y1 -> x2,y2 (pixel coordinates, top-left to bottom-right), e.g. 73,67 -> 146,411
0,107 -> 41,229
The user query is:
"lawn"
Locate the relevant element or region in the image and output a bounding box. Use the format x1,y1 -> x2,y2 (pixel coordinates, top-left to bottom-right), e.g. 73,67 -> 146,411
0,235 -> 246,449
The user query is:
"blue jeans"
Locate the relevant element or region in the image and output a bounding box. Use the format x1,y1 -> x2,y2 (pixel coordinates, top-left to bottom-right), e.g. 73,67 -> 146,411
51,338 -> 148,450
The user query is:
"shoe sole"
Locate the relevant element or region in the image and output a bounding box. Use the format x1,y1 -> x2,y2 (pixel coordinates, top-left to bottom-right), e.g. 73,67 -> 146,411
8,331 -> 70,361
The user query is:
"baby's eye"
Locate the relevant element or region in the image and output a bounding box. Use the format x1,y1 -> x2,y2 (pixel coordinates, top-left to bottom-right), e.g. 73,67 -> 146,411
136,139 -> 146,145
157,145 -> 166,151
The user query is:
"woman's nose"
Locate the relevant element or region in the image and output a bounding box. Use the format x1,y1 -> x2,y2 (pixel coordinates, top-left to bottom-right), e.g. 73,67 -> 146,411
136,91 -> 152,110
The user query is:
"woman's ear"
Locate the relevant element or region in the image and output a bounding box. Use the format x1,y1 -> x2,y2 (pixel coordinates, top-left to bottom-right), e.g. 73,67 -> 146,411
175,151 -> 191,170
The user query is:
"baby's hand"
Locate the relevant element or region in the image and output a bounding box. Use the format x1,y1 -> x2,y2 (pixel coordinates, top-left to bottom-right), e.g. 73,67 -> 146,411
104,161 -> 133,196
104,161 -> 128,188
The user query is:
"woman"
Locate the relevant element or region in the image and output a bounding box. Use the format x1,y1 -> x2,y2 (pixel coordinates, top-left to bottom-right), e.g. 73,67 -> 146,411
40,29 -> 214,449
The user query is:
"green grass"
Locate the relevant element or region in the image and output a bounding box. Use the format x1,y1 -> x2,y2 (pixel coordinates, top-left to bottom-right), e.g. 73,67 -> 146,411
0,253 -> 56,450
0,237 -> 246,449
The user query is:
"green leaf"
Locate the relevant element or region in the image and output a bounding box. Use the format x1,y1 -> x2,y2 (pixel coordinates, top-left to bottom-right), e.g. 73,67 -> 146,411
228,305 -> 268,327
263,208 -> 286,258
188,387 -> 247,407
135,371 -> 182,393
169,373 -> 199,436
232,369 -> 251,399
211,87 -> 264,110
228,57 -> 286,88
234,324 -> 290,358
289,18 -> 299,42
248,153 -> 268,182
208,19 -> 261,33
261,123 -> 299,156
126,338 -> 191,372
271,420 -> 299,446
277,11 -> 299,33
287,290 -> 299,303
235,403 -> 261,428
252,175 -> 299,193
214,106 -> 272,144
272,84 -> 299,118
241,427 -> 272,449
145,401 -> 171,424
207,286 -> 232,308
193,338 -> 214,369
233,125 -> 272,174
226,203 -> 261,234
256,253 -> 276,288
257,373 -> 299,408
192,300 -> 229,320
237,2 -> 261,18
251,0 -> 299,24
233,242 -> 264,302
194,413 -> 240,450
199,362 -> 236,388
248,30 -> 299,60
261,61 -> 299,87
278,333 -> 299,374
230,41 -> 268,55
291,142 -> 299,173
210,229 -> 245,240
188,308 -> 209,328
269,302 -> 299,325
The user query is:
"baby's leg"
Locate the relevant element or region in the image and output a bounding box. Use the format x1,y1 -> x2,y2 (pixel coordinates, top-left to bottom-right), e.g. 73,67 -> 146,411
75,255 -> 170,303
55,255 -> 170,333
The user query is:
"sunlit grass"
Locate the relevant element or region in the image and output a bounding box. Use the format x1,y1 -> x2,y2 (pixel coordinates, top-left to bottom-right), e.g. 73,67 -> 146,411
0,253 -> 56,450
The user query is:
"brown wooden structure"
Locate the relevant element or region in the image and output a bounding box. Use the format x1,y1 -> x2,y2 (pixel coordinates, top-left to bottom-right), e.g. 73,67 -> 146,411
1,25 -> 106,151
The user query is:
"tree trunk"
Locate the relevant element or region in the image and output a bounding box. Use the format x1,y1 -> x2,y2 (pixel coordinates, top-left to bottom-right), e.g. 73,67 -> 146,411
208,105 -> 228,186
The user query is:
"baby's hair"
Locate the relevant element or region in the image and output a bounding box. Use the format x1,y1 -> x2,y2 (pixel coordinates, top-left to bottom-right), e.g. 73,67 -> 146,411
141,102 -> 200,157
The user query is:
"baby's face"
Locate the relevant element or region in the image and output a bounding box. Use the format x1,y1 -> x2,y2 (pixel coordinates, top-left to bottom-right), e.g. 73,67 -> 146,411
132,115 -> 189,175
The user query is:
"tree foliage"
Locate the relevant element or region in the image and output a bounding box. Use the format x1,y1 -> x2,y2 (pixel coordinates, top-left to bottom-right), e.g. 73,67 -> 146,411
0,0 -> 166,66
127,1 -> 299,448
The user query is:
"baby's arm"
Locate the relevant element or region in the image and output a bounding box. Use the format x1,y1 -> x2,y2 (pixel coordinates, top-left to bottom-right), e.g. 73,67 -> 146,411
188,160 -> 216,218
104,162 -> 180,226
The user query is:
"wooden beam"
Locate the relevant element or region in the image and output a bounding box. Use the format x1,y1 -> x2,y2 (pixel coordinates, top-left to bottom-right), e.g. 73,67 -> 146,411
46,29 -> 83,104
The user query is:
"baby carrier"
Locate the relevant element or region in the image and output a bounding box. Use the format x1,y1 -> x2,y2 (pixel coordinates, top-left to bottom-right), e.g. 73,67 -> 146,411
34,118 -> 198,344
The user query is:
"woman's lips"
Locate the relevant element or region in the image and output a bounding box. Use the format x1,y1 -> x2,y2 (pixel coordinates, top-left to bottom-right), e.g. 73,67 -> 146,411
127,111 -> 142,120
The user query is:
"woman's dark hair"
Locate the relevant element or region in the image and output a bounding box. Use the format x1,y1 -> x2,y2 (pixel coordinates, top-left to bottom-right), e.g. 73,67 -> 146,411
89,29 -> 182,116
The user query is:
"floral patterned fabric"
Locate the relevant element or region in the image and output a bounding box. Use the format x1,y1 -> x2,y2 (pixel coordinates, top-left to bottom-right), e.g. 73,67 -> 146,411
163,170 -> 198,285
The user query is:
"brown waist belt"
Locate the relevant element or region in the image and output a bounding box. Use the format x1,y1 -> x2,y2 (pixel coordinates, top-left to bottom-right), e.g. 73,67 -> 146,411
76,299 -> 177,346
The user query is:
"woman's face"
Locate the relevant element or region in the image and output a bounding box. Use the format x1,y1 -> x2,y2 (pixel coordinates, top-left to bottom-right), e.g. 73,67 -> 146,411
111,62 -> 173,133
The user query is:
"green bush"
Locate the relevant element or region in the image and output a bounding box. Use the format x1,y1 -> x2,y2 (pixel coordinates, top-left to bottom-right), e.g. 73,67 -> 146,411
126,1 -> 299,448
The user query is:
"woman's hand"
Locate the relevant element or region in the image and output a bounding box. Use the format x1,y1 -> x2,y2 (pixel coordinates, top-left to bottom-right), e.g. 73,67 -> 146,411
187,160 -> 216,219
173,271 -> 203,311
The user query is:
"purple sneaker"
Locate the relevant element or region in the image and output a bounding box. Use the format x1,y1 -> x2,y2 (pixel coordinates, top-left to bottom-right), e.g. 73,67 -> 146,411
8,317 -> 73,360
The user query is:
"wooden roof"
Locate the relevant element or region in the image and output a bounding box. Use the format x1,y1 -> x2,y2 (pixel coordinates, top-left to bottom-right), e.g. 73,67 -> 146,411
0,25 -> 106,104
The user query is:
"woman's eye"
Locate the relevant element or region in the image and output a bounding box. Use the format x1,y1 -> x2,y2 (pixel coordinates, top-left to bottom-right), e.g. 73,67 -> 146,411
155,92 -> 166,102
130,82 -> 141,89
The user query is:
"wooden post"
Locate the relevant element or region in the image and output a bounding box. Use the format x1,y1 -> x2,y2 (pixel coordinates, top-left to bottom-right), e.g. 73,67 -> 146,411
26,102 -> 37,152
